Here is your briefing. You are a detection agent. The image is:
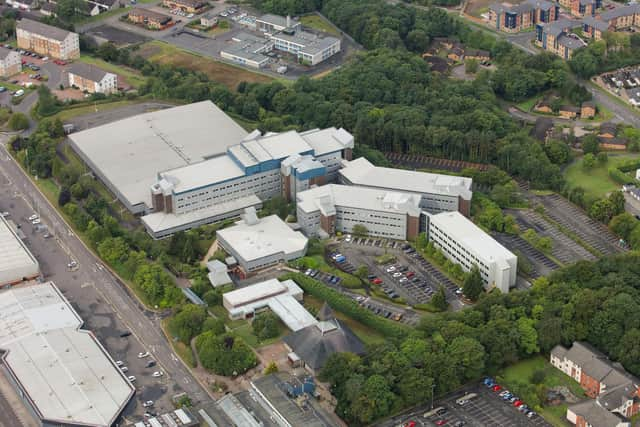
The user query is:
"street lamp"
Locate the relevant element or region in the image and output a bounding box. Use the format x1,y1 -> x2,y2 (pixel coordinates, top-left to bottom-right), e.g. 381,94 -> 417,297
431,383 -> 436,410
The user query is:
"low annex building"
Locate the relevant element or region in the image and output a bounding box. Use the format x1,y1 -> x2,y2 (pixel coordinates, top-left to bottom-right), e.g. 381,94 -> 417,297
222,278 -> 317,331
67,62 -> 118,94
0,46 -> 21,78
162,0 -> 207,13
338,157 -> 473,217
425,211 -> 517,293
551,342 -> 640,424
296,184 -> 422,240
216,208 -> 308,274
0,215 -> 39,287
127,8 -> 173,30
16,18 -> 79,60
0,282 -> 135,427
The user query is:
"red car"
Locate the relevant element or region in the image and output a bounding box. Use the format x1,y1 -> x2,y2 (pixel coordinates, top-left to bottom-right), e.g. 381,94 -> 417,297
514,400 -> 523,407
435,420 -> 448,426
406,271 -> 415,278
492,384 -> 502,392
404,422 -> 416,427
371,278 -> 383,285
54,59 -> 67,66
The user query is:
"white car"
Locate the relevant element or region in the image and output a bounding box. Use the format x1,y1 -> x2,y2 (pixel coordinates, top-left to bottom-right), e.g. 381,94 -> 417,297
152,371 -> 163,377
138,352 -> 149,358
32,219 -> 41,225
42,56 -> 48,61
67,261 -> 77,268
120,366 -> 128,373
128,375 -> 136,382
386,266 -> 396,273
392,272 -> 403,278
143,400 -> 154,407
116,360 -> 124,366
28,214 -> 38,221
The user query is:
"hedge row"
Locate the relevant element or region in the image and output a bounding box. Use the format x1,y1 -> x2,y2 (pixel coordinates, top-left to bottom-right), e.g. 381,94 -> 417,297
609,167 -> 640,186
281,272 -> 410,340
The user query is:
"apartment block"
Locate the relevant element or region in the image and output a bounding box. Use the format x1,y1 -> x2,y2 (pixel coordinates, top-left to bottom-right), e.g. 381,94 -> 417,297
127,8 -> 173,29
489,0 -> 558,32
16,19 -> 79,60
296,184 -> 422,241
67,62 -> 117,94
426,211 -> 517,293
551,342 -> 640,425
598,4 -> 640,30
536,19 -> 585,59
338,157 -> 472,217
0,46 -> 21,77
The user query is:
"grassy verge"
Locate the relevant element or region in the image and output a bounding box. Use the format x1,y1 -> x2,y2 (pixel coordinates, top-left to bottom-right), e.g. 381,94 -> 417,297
499,356 -> 586,427
50,99 -> 141,122
516,96 -> 540,112
563,153 -> 640,201
78,55 -> 147,88
77,6 -> 131,24
162,319 -> 197,367
299,14 -> 340,36
294,254 -> 364,288
229,321 -> 288,348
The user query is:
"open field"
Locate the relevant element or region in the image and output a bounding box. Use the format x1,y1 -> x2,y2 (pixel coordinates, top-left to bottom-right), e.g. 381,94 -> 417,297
78,55 -> 147,88
300,14 -> 341,36
138,41 -> 274,90
467,0 -> 526,16
500,356 -> 586,427
564,153 -> 640,201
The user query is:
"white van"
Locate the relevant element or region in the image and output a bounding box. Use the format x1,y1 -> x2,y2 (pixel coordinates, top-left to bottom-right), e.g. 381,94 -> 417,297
456,393 -> 478,405
14,89 -> 24,97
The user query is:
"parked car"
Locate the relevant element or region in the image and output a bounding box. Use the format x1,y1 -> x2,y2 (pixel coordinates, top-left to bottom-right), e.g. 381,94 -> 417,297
371,278 -> 383,285
492,384 -> 502,392
143,400 -> 154,407
152,371 -> 163,377
0,87 -> 5,93
127,375 -> 136,382
31,218 -> 41,225
386,266 -> 396,272
54,59 -> 66,65
120,366 -> 128,373
137,352 -> 149,358
435,420 -> 448,426
145,360 -> 156,368
120,331 -> 132,337
14,89 -> 24,97
116,360 -> 124,366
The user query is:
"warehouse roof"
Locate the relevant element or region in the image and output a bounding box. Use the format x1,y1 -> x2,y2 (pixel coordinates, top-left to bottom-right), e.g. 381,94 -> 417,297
256,13 -> 289,28
17,18 -> 75,41
0,282 -> 134,426
339,157 -> 472,200
300,127 -> 354,156
429,211 -> 516,263
296,184 -> 422,217
0,216 -> 39,285
68,101 -> 248,211
159,155 -> 245,194
217,212 -> 308,263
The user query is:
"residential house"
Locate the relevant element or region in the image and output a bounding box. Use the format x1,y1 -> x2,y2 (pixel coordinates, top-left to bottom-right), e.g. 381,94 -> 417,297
465,48 -> 491,62
200,13 -> 217,27
535,19 -> 586,59
599,122 -> 617,139
599,137 -> 628,151
565,0 -> 600,18
567,400 -> 631,427
39,2 -> 57,16
447,46 -> 464,61
550,342 -> 640,424
67,62 -> 118,94
424,55 -> 450,74
582,16 -> 609,40
0,47 -> 21,78
16,18 -> 80,60
162,0 -> 207,13
127,8 -> 172,29
6,0 -> 35,11
489,0 -> 558,32
559,105 -> 580,118
598,4 -> 640,31
534,99 -> 554,113
581,101 -> 596,118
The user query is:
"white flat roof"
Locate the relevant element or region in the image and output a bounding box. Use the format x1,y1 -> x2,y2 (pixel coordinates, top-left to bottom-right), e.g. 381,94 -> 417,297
141,194 -> 261,236
160,155 -> 245,194
0,216 -> 39,285
217,214 -> 308,263
300,127 -> 354,156
296,184 -> 421,216
223,278 -> 287,308
429,211 -> 516,263
339,157 -> 473,200
0,282 -> 134,426
68,101 -> 248,210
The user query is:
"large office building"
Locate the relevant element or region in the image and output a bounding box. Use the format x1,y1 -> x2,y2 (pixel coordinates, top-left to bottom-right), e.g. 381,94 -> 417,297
16,19 -> 79,60
426,211 -> 517,293
270,29 -> 341,66
0,215 -> 39,287
68,101 -> 354,238
296,184 -> 422,240
338,157 -> 473,216
216,208 -> 308,273
0,282 -> 135,427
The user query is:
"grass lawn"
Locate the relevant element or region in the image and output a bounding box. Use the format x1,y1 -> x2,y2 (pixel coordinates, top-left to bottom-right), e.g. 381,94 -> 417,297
564,153 -> 640,201
299,14 -> 340,36
162,319 -> 197,367
78,55 -> 147,88
230,320 -> 288,348
516,95 -> 541,112
500,356 -> 586,427
138,41 -> 274,90
77,6 -> 131,24
51,99 -> 139,122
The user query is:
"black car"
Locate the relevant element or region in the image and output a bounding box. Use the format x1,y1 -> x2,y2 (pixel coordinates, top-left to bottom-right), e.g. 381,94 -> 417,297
146,360 -> 156,368
119,331 -> 132,338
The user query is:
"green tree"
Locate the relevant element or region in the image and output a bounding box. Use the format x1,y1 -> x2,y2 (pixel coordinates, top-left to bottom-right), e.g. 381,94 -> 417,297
195,332 -> 257,376
517,317 -> 539,355
608,191 -> 625,216
589,198 -> 615,223
8,112 -> 29,130
465,58 -> 479,74
355,265 -> 369,280
582,134 -> 600,155
58,187 -> 71,206
352,224 -> 368,236
36,85 -> 59,117
264,361 -> 279,375
203,317 -> 225,335
252,311 -> 280,341
597,151 -> 608,164
582,153 -> 596,169
463,266 -> 484,301
168,304 -> 207,344
431,286 -> 448,311
55,0 -> 86,21
447,336 -> 485,381
609,213 -> 638,241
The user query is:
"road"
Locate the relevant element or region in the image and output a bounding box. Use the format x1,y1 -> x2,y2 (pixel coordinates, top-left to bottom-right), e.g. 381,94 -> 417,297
507,106 -> 600,126
0,135 -> 214,420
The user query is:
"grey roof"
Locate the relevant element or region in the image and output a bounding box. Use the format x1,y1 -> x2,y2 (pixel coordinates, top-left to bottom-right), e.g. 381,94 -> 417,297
568,400 -> 627,427
557,34 -> 585,50
540,18 -> 582,36
17,18 -> 74,42
317,302 -> 334,321
582,16 -> 611,31
531,117 -> 553,141
560,105 -> 581,113
270,30 -> 339,55
283,319 -> 366,371
128,7 -> 172,22
68,61 -> 111,83
490,0 -> 553,14
0,46 -> 17,60
257,13 -> 289,28
600,4 -> 640,21
550,344 -> 568,359
598,381 -> 638,411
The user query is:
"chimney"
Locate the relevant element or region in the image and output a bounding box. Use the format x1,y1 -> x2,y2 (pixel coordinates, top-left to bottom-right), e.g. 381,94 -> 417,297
286,15 -> 291,28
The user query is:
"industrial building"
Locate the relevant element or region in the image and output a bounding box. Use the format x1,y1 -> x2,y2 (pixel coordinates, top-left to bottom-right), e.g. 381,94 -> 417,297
16,19 -> 79,60
0,46 -> 21,77
296,184 -> 422,240
425,211 -> 517,293
338,157 -> 473,216
67,62 -> 118,94
256,13 -> 301,34
0,282 -> 135,426
132,408 -> 199,427
68,101 -> 354,239
270,29 -> 341,66
222,278 -> 317,331
220,32 -> 273,69
0,215 -> 39,287
217,208 -> 308,273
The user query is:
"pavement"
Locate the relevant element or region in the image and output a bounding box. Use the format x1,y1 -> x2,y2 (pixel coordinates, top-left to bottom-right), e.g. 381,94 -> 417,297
0,134 -> 216,424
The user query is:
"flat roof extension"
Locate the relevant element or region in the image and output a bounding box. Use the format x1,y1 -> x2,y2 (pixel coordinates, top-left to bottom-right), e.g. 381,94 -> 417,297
0,216 -> 39,285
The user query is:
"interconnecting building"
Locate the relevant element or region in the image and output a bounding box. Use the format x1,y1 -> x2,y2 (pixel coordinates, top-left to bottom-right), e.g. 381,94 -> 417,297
0,215 -> 39,287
